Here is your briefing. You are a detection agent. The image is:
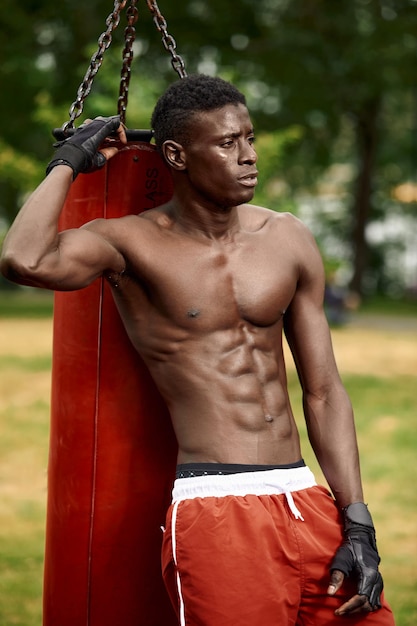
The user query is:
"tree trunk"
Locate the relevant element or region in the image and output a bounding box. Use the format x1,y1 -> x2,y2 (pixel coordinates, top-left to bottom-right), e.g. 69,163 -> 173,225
349,97 -> 381,295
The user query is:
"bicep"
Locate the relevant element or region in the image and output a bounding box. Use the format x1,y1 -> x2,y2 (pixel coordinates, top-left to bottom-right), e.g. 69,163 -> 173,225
39,225 -> 125,291
284,229 -> 339,392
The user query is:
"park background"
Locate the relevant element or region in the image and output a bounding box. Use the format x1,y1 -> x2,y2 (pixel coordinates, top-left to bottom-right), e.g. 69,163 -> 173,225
0,0 -> 416,624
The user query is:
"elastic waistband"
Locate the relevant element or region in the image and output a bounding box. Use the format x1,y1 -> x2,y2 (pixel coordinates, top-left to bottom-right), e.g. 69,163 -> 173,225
172,465 -> 317,503
176,459 -> 305,479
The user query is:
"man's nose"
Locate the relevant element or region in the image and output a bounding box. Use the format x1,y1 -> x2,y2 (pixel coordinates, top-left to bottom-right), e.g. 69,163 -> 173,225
239,141 -> 257,164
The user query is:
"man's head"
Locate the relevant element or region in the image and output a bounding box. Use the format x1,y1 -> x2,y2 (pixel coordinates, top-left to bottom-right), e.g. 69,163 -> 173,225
151,74 -> 246,153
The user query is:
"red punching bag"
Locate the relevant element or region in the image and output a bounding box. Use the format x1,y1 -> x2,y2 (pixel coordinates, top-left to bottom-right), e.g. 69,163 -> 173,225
44,140 -> 178,625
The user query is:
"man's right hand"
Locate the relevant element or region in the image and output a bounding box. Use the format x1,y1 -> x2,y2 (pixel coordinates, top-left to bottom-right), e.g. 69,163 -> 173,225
46,116 -> 126,179
328,502 -> 383,616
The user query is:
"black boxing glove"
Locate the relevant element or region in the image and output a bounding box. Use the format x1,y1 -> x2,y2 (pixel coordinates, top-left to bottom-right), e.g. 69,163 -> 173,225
46,115 -> 121,179
331,502 -> 383,609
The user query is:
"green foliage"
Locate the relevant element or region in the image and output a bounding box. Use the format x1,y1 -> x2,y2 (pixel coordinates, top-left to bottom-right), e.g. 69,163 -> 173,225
252,126 -> 304,211
1,0 -> 416,294
0,138 -> 43,191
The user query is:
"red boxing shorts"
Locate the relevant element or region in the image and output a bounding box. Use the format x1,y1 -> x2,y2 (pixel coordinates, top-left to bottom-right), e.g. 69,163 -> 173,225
161,464 -> 395,626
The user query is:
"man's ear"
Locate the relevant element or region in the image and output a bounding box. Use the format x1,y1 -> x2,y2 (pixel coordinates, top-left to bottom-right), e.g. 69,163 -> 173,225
162,140 -> 186,171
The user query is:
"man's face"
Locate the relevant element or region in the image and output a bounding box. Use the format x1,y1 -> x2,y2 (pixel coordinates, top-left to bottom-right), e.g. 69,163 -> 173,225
182,103 -> 258,209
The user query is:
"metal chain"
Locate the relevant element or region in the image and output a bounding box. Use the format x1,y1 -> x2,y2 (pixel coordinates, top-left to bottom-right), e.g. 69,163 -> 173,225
63,0 -> 128,131
146,0 -> 187,79
62,0 -> 187,131
117,0 -> 139,124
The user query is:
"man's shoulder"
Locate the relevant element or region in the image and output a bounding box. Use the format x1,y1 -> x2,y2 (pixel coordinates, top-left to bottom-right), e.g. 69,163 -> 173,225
240,204 -> 308,233
81,212 -> 169,254
241,204 -> 298,221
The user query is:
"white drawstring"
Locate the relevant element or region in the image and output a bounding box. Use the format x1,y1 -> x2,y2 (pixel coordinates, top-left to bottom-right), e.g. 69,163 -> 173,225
285,491 -> 304,521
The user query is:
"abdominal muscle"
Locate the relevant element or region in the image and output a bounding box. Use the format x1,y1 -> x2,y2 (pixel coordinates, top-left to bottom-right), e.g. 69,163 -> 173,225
130,318 -> 303,466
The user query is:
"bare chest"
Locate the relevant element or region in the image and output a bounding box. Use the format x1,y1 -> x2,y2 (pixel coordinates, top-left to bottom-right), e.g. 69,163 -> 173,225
122,234 -> 298,329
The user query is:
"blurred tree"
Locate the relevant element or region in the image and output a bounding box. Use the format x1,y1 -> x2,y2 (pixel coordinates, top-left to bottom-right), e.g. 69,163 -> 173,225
1,0 -> 416,295
142,0 -> 417,295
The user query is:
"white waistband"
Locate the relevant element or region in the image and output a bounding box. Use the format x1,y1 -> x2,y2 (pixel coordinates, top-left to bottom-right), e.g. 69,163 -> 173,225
172,465 -> 317,503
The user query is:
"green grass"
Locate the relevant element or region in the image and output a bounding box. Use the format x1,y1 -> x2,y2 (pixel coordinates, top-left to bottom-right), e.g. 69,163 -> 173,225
0,309 -> 416,625
0,354 -> 52,371
0,288 -> 54,318
359,294 -> 417,317
0,534 -> 45,626
290,369 -> 417,625
0,308 -> 51,625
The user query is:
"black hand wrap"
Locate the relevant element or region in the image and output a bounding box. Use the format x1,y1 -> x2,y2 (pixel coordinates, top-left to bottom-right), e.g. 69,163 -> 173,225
331,502 -> 383,609
46,115 -> 121,179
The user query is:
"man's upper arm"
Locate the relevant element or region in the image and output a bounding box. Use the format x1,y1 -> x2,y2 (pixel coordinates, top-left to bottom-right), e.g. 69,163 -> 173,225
47,222 -> 125,290
9,220 -> 125,292
283,221 -> 339,392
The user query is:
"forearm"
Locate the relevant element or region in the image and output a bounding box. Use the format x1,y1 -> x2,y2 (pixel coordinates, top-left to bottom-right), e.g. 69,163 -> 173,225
304,386 -> 364,508
2,116 -> 127,290
0,166 -> 73,286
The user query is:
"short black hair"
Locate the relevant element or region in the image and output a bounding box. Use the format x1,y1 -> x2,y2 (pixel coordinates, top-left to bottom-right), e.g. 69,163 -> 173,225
151,74 -> 246,151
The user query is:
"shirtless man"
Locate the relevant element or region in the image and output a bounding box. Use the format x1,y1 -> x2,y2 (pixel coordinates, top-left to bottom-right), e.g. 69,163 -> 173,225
0,75 -> 394,625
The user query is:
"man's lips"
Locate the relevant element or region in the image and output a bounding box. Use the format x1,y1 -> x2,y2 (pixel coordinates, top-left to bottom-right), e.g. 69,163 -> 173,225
238,171 -> 259,187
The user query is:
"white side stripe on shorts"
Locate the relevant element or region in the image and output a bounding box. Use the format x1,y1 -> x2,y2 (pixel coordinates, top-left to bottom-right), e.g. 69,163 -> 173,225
171,500 -> 186,625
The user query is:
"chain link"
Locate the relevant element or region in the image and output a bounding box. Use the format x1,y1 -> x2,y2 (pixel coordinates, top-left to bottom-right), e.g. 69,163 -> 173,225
146,0 -> 187,79
62,0 -> 187,132
117,0 -> 139,124
63,0 -> 129,131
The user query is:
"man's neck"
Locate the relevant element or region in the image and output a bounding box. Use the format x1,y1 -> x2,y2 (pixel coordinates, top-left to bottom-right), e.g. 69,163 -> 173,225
168,196 -> 242,241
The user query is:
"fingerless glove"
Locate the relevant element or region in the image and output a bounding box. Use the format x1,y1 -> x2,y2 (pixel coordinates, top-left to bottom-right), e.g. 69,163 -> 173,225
331,502 -> 383,609
46,116 -> 121,179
